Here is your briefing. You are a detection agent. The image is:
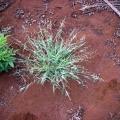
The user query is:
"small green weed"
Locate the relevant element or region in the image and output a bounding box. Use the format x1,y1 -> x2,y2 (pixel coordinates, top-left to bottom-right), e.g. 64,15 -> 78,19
0,34 -> 15,72
17,21 -> 102,98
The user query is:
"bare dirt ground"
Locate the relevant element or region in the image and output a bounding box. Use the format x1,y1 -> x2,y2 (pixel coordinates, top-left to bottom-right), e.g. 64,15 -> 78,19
0,0 -> 120,120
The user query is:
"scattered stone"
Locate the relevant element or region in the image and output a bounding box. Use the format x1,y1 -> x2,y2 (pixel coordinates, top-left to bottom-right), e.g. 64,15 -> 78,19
116,29 -> 120,37
104,39 -> 117,48
15,8 -> 37,26
24,14 -> 37,26
67,106 -> 85,120
104,38 -> 120,66
115,24 -> 120,38
71,11 -> 80,18
0,97 -> 7,107
15,8 -> 25,19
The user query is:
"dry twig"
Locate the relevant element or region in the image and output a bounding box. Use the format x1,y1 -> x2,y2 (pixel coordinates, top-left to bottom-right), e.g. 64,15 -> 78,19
103,0 -> 120,17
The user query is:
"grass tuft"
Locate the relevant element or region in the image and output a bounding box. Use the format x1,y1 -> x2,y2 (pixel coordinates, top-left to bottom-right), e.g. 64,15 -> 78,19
16,21 -> 102,98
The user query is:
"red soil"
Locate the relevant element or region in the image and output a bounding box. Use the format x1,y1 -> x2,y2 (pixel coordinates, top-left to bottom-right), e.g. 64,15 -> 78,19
0,0 -> 120,120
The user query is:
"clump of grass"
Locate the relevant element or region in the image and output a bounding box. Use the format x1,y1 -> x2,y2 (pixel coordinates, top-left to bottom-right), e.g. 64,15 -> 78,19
17,21 -> 101,98
0,34 -> 15,72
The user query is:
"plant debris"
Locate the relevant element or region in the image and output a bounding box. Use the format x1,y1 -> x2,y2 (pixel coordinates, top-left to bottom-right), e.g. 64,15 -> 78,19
107,112 -> 120,120
79,0 -> 120,16
103,0 -> 120,17
0,0 -> 13,12
0,26 -> 14,35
